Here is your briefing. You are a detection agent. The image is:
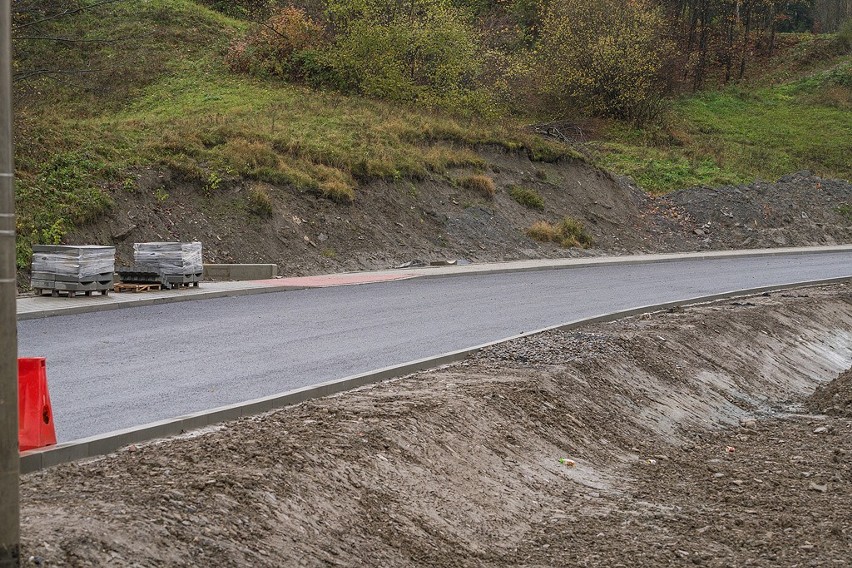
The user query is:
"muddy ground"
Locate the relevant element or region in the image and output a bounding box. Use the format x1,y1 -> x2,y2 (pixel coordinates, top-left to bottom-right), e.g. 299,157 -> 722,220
19,284 -> 852,567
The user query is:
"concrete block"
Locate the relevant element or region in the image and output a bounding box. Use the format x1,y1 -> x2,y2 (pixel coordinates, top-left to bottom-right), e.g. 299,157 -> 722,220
203,264 -> 278,281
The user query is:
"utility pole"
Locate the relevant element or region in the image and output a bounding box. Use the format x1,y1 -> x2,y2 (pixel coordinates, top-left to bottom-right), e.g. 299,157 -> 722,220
0,0 -> 19,565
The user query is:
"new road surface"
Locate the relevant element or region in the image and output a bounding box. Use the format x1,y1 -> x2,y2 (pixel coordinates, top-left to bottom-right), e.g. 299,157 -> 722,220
17,250 -> 852,442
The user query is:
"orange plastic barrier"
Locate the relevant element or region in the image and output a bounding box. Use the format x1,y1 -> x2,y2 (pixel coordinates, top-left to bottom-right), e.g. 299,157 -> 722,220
18,358 -> 57,452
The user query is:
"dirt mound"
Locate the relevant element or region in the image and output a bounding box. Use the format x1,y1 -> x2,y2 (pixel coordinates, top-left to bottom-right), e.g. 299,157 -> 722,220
20,285 -> 852,567
808,367 -> 852,416
663,171 -> 852,250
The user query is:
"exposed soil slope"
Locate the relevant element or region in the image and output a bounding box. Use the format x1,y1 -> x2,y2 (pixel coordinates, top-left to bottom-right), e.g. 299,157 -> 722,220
65,151 -> 852,282
20,284 -> 852,567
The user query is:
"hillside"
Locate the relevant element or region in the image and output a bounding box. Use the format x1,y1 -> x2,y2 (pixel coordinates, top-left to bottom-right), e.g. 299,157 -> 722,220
10,0 -> 852,285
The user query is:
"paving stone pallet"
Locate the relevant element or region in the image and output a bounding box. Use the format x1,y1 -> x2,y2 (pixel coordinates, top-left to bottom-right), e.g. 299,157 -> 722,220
116,267 -> 202,290
31,271 -> 113,284
32,279 -> 113,298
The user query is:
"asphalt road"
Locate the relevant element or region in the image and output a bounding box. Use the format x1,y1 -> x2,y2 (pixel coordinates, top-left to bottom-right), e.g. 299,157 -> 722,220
17,252 -> 852,442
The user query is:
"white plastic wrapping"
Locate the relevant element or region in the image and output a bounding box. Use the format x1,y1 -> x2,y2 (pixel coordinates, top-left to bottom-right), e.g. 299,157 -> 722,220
133,242 -> 203,275
31,245 -> 115,279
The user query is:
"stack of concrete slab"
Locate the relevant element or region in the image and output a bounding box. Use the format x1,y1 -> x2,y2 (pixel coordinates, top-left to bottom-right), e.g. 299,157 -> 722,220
132,242 -> 203,288
31,245 -> 115,297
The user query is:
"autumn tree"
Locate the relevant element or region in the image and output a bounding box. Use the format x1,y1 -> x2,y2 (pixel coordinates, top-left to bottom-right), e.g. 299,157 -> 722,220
531,0 -> 674,123
324,0 -> 483,106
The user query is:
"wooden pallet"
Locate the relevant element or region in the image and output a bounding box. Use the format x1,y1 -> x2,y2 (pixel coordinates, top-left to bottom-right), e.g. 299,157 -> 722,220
168,281 -> 201,289
113,282 -> 162,293
33,289 -> 110,298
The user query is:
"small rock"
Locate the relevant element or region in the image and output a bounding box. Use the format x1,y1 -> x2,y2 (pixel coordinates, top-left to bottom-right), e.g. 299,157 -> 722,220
808,482 -> 828,493
813,426 -> 828,434
694,228 -> 705,236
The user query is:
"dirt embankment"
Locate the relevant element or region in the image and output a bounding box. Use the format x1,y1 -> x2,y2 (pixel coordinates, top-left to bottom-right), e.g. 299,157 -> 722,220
20,284 -> 852,567
64,146 -> 852,282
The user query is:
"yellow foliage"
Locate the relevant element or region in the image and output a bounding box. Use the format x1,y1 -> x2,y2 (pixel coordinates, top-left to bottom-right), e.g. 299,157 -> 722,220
532,0 -> 673,123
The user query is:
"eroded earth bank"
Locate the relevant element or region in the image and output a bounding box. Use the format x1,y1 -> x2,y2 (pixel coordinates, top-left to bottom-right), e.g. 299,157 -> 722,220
20,284 -> 852,567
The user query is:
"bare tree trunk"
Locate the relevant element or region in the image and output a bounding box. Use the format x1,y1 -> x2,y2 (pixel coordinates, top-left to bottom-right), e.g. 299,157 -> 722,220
768,4 -> 777,57
738,0 -> 752,81
694,0 -> 710,91
724,13 -> 735,84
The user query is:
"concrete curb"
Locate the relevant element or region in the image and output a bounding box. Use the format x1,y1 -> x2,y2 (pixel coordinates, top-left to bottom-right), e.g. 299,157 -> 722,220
16,245 -> 852,321
19,275 -> 850,474
16,284 -> 309,321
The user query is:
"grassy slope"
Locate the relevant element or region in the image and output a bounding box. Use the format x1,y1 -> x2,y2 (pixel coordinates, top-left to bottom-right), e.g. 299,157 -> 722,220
595,41 -> 851,194
13,0 -> 568,267
14,2 -> 850,268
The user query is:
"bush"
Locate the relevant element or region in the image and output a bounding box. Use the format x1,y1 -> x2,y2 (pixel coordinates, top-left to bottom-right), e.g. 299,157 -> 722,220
460,174 -> 495,198
530,0 -> 673,123
226,7 -> 326,81
527,217 -> 593,248
324,0 -> 483,106
509,185 -> 544,209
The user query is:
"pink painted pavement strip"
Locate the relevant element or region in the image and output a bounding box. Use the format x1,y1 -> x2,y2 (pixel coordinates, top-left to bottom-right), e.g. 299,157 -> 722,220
257,273 -> 416,288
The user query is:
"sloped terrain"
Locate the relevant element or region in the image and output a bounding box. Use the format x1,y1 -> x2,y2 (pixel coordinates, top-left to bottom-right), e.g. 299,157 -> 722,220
19,284 -> 852,566
64,158 -> 852,280
11,2 -> 852,289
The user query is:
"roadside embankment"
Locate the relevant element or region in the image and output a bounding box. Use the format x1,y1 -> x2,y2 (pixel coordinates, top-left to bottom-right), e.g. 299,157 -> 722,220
20,284 -> 852,566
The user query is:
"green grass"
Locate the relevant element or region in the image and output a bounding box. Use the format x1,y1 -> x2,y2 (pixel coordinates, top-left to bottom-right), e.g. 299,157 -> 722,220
508,185 -> 545,210
12,0 -> 573,267
596,58 -> 852,193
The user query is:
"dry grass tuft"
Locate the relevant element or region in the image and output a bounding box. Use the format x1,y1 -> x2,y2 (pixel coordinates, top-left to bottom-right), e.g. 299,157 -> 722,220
460,174 -> 496,198
527,217 -> 593,248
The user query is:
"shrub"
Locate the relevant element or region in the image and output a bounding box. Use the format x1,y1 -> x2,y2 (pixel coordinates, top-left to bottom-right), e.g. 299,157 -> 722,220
527,217 -> 593,248
509,185 -> 544,209
226,7 -> 326,81
324,0 -> 483,107
460,174 -> 495,198
530,0 -> 673,123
